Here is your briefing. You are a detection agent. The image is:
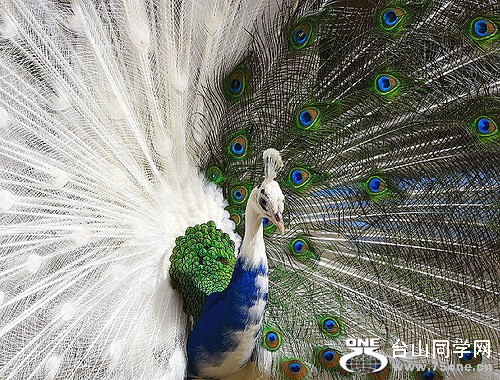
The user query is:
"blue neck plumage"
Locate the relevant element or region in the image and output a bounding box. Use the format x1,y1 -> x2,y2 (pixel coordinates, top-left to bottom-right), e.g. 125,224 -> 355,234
187,198 -> 268,379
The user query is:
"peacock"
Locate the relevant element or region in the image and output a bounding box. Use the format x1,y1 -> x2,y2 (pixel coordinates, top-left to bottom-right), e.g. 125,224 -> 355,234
0,0 -> 498,379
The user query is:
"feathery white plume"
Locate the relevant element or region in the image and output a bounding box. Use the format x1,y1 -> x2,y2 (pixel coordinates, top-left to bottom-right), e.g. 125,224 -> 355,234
263,148 -> 283,182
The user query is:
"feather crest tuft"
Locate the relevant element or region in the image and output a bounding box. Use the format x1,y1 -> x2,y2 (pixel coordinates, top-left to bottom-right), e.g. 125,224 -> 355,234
263,148 -> 283,182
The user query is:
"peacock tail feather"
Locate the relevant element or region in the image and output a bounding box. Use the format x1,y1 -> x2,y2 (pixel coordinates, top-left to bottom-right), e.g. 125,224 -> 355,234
0,0 -> 498,379
198,0 -> 500,378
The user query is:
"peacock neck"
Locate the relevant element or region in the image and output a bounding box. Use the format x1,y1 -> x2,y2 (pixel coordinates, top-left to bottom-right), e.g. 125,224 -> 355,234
239,191 -> 267,270
186,190 -> 269,378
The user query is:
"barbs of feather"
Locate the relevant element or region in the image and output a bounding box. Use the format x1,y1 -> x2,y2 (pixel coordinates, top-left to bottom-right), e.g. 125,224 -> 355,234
263,148 -> 283,182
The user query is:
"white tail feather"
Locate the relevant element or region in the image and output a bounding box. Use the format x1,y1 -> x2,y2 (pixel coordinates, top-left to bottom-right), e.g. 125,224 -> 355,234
0,0 -> 250,378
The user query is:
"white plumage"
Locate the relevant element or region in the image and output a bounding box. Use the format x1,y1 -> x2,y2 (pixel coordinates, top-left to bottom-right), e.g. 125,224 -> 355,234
0,1 -> 255,378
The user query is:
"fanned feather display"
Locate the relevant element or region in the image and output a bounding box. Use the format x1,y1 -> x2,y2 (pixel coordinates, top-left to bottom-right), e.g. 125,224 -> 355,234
0,0 -> 498,379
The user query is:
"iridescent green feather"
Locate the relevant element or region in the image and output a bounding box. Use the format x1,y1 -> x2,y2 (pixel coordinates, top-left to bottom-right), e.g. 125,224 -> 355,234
289,9 -> 333,51
472,115 -> 499,143
283,164 -> 324,194
469,16 -> 500,49
226,128 -> 251,160
205,165 -> 225,184
377,1 -> 431,34
224,64 -> 251,101
169,222 -> 236,320
288,237 -> 318,262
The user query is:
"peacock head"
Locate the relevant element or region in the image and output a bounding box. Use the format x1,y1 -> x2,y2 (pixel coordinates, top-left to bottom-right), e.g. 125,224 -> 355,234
257,181 -> 285,234
250,149 -> 285,234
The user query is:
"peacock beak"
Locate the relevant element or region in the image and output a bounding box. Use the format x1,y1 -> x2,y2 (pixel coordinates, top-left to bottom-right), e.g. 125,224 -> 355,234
271,212 -> 285,235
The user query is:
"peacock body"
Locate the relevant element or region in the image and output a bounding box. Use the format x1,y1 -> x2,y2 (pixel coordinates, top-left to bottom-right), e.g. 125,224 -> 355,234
0,0 -> 498,379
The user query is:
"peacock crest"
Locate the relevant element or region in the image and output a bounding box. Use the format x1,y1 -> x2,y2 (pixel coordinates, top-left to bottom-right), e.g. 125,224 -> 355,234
0,0 -> 498,379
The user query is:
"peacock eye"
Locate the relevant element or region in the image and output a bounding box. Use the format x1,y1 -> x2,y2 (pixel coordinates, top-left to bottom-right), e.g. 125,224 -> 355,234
381,8 -> 405,29
225,67 -> 249,100
290,169 -> 309,186
322,350 -> 335,362
263,329 -> 282,351
320,315 -> 342,337
290,362 -> 301,373
230,186 -> 249,204
230,212 -> 241,226
228,135 -> 248,159
317,348 -> 341,369
296,107 -> 320,130
415,369 -> 444,380
472,18 -> 497,39
293,239 -> 308,255
228,71 -> 244,94
376,74 -> 399,94
368,176 -> 386,194
259,197 -> 268,210
290,23 -> 312,49
475,116 -> 497,136
282,359 -> 308,378
458,347 -> 481,366
206,165 -> 223,184
463,350 -> 474,361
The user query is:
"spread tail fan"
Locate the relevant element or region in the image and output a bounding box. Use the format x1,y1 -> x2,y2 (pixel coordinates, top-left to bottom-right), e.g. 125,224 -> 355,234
0,0 -> 499,379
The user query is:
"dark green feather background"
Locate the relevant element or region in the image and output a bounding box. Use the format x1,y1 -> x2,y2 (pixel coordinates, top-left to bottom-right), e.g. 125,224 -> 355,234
195,0 -> 499,378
